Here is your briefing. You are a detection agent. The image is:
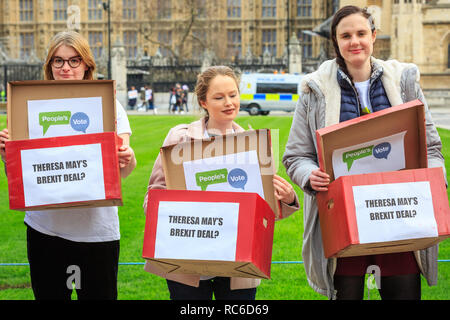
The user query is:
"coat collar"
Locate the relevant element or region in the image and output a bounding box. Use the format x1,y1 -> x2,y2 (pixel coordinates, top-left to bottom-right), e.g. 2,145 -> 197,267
301,57 -> 409,127
186,116 -> 245,140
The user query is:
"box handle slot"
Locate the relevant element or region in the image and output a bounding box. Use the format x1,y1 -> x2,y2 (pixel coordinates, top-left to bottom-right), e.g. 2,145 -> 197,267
262,218 -> 268,228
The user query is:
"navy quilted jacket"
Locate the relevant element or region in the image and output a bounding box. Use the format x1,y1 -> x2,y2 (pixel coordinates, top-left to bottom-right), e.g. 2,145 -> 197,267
338,65 -> 391,122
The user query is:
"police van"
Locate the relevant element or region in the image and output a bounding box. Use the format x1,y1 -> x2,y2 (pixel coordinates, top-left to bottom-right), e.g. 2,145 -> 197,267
239,73 -> 304,115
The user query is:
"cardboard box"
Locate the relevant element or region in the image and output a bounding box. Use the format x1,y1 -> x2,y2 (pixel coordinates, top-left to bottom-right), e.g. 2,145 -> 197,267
7,80 -> 117,140
143,189 -> 275,279
5,80 -> 122,210
6,132 -> 123,211
315,100 -> 450,258
318,167 -> 450,258
159,129 -> 282,218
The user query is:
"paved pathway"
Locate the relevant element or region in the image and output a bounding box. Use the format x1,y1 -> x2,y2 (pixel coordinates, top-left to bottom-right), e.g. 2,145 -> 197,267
127,106 -> 450,130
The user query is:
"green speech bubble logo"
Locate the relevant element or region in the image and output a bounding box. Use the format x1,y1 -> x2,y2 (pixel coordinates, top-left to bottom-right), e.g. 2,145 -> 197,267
195,168 -> 228,191
39,111 -> 71,135
343,145 -> 374,171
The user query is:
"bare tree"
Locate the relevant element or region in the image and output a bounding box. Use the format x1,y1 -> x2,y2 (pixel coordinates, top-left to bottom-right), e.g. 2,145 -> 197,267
140,0 -> 216,64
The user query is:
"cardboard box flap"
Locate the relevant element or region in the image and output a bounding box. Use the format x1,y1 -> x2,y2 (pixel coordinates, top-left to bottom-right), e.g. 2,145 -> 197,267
7,80 -> 117,140
234,262 -> 267,278
145,259 -> 269,279
160,129 -> 281,218
316,100 -> 427,182
148,259 -> 181,273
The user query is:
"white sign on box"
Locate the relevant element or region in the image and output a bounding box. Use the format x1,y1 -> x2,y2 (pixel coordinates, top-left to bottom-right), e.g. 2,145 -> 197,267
332,131 -> 406,179
352,181 -> 438,244
21,143 -> 106,207
154,201 -> 240,261
27,97 -> 103,139
183,150 -> 265,199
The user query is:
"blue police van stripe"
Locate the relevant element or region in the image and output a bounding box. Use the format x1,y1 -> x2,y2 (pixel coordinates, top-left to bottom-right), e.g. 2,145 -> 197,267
279,94 -> 292,100
253,94 -> 266,100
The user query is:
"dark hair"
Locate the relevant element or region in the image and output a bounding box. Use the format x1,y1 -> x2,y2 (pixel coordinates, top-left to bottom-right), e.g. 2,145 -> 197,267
330,6 -> 376,80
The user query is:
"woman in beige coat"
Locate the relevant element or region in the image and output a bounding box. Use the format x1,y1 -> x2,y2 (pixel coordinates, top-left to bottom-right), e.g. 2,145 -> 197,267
143,66 -> 299,300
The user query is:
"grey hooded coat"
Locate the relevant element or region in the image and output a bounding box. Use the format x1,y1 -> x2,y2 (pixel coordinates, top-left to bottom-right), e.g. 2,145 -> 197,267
282,57 -> 446,299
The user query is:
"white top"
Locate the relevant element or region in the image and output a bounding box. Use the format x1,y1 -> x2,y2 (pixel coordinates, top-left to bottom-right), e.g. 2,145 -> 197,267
23,100 -> 132,242
354,79 -> 372,114
145,89 -> 152,101
128,89 -> 138,99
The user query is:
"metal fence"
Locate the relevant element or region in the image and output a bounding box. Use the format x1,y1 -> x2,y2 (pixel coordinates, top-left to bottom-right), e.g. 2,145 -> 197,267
0,63 -> 43,99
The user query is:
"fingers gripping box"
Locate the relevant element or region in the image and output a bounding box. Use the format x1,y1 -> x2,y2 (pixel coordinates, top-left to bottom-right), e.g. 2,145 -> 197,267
315,100 -> 450,258
143,189 -> 275,279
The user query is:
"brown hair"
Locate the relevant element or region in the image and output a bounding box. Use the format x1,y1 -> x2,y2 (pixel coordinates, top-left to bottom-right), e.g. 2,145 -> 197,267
195,66 -> 240,113
43,31 -> 96,80
330,6 -> 376,80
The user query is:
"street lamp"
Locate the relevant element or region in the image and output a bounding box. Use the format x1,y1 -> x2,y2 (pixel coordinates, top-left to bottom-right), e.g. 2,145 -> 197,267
102,0 -> 111,80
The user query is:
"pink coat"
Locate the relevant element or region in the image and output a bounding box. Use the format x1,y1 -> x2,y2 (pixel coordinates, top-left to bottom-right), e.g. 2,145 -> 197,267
143,117 -> 299,290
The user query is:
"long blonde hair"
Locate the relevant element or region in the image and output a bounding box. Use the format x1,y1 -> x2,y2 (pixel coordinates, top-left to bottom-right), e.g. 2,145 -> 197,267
43,31 -> 96,80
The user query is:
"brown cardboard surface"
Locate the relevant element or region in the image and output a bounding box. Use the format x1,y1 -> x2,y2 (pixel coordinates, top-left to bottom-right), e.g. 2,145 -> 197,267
316,100 -> 427,182
314,100 -> 448,258
146,258 -> 269,279
332,236 -> 448,258
7,80 -> 116,140
159,129 -> 281,218
143,189 -> 275,279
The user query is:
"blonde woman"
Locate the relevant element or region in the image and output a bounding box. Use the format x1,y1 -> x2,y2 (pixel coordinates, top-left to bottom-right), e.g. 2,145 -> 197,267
144,66 -> 299,300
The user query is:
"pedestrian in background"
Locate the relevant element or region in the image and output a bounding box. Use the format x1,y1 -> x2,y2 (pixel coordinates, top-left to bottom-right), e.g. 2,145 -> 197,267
182,84 -> 189,112
145,85 -> 156,114
127,85 -> 138,110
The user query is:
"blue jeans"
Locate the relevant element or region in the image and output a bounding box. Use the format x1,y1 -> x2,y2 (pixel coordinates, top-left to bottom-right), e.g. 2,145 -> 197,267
167,277 -> 257,300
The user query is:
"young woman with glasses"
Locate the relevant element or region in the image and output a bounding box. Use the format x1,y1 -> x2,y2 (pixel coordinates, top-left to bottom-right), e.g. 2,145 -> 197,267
0,31 -> 136,300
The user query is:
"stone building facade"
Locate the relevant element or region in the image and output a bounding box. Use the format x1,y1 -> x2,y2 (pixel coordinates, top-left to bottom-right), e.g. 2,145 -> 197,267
0,0 -> 448,94
0,1 -> 336,68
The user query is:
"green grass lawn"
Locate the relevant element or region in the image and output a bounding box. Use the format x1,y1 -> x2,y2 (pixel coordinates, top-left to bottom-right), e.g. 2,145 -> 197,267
0,114 -> 449,300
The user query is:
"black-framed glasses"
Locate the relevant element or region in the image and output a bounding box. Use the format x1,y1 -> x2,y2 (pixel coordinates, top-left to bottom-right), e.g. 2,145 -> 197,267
51,56 -> 83,68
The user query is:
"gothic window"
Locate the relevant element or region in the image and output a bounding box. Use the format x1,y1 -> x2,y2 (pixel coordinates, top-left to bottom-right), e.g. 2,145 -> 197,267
53,0 -> 68,21
262,0 -> 276,18
123,31 -> 137,59
227,29 -> 242,59
123,0 -> 136,20
19,0 -> 33,21
20,33 -> 34,59
89,31 -> 103,59
227,0 -> 241,18
297,0 -> 311,17
88,0 -> 103,20
262,29 -> 277,56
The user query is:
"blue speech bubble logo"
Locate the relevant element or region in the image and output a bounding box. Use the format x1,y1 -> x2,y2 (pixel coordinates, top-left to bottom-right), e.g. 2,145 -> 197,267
373,142 -> 391,159
227,168 -> 248,190
70,112 -> 90,133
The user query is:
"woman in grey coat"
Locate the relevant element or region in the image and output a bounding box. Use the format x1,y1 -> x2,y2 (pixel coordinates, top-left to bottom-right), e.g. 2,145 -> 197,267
282,5 -> 445,300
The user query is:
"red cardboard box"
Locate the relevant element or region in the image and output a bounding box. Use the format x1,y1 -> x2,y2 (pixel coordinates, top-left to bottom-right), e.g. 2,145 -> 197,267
6,132 -> 123,211
317,168 -> 450,258
315,100 -> 450,258
5,80 -> 122,211
143,189 -> 275,279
